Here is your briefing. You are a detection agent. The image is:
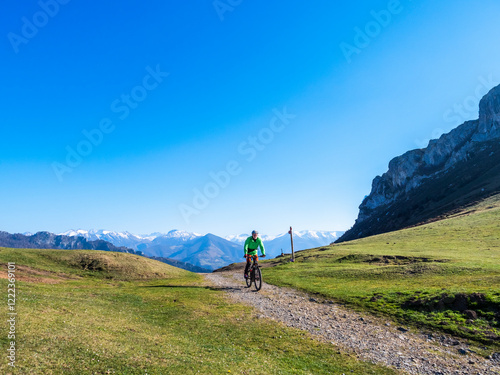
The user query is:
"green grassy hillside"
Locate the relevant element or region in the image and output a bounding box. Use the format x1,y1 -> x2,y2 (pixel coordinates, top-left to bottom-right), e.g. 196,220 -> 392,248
264,194 -> 500,347
0,248 -> 394,374
0,248 -> 190,281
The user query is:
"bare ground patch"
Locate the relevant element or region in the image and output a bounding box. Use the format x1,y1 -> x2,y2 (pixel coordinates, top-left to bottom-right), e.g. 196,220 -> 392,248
0,264 -> 81,284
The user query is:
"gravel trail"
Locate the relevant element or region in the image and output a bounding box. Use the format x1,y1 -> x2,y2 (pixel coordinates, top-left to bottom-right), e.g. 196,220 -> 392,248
205,270 -> 500,375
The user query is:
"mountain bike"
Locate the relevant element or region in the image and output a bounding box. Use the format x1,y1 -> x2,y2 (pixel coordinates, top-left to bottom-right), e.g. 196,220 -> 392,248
245,254 -> 263,291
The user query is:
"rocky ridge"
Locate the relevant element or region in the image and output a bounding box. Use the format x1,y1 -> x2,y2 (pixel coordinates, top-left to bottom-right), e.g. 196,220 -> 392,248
338,84 -> 500,242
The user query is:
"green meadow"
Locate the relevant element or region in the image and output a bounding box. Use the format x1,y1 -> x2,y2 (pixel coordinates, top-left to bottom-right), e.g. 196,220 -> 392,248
0,249 -> 394,374
263,195 -> 500,348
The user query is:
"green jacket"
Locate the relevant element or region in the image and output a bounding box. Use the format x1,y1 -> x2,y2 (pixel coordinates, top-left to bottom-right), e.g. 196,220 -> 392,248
244,236 -> 265,256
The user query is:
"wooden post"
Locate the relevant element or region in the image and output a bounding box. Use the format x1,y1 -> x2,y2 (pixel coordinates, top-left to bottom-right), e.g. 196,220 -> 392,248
289,226 -> 295,262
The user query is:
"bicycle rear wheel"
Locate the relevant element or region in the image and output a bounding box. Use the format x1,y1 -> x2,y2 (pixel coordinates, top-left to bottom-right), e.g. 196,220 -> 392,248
253,266 -> 262,291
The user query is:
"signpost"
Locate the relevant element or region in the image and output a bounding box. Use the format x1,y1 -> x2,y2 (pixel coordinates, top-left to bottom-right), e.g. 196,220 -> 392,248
288,226 -> 295,262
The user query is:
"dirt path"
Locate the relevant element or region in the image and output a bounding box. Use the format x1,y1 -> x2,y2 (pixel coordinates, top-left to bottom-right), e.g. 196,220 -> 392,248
205,270 -> 500,375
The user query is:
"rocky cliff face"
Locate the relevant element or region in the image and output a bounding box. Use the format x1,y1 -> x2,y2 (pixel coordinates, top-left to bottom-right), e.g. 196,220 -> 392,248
337,84 -> 500,243
476,84 -> 500,141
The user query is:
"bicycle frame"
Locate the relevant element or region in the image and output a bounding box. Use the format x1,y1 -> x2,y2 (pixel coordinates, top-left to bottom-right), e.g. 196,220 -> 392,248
247,254 -> 259,265
245,254 -> 262,291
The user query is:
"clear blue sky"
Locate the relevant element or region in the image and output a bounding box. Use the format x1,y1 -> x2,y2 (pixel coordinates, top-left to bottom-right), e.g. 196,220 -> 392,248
2,0 -> 500,237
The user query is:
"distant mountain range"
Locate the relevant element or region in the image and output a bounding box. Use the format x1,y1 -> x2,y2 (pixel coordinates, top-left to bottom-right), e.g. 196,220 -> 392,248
58,229 -> 163,250
0,230 -> 214,273
337,83 -> 500,243
58,229 -> 343,270
0,231 -> 138,254
226,231 -> 343,258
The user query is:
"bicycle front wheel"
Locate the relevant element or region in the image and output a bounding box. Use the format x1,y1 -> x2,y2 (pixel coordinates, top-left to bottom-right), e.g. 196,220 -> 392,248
254,266 -> 262,291
245,269 -> 252,287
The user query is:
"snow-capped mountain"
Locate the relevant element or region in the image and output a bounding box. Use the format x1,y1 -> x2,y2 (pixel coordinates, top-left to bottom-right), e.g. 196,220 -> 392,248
227,230 -> 344,258
167,234 -> 241,271
61,228 -> 343,270
224,234 -> 250,244
225,233 -> 280,244
59,229 -> 149,249
141,230 -> 202,257
62,229 -> 236,271
268,230 -> 344,258
159,230 -> 202,240
1,231 -> 137,254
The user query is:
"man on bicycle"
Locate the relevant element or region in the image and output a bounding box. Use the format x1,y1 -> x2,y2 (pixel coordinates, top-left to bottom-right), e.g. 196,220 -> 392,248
244,230 -> 266,278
